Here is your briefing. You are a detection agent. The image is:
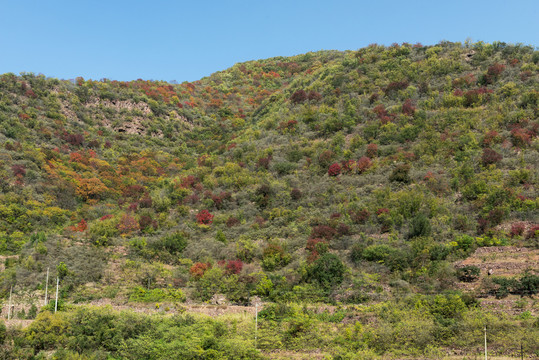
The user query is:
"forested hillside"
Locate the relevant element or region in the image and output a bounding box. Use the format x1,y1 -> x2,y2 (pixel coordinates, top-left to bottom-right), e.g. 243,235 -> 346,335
0,41 -> 538,359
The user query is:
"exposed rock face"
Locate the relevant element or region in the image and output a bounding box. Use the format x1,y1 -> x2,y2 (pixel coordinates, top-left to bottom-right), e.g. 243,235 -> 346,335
86,97 -> 152,114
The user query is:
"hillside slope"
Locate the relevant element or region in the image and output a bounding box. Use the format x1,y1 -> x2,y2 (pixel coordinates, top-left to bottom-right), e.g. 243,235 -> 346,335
0,40 -> 538,358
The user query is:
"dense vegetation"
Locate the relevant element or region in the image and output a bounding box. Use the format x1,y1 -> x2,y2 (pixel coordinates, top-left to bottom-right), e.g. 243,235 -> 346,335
0,40 -> 538,358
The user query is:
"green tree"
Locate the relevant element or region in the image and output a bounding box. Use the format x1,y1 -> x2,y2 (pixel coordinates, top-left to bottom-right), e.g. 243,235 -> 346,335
309,253 -> 346,290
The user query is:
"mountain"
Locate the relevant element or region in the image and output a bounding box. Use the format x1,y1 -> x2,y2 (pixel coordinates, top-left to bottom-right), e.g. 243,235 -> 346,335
0,41 -> 538,358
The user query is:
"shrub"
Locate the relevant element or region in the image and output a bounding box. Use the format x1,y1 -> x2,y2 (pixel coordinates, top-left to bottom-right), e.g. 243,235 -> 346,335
389,164 -> 411,183
25,311 -> 69,350
306,238 -> 329,262
402,99 -> 416,116
356,156 -> 372,173
196,210 -> 214,225
223,259 -> 243,275
290,89 -> 307,104
318,150 -> 335,167
311,225 -> 336,240
366,143 -> 378,158
262,243 -> 291,271
348,208 -> 370,223
349,243 -> 365,264
257,156 -> 271,169
407,213 -> 431,239
519,273 -> 539,296
328,163 -> 341,177
308,253 -> 346,289
290,188 -> 302,200
481,148 -> 502,166
117,214 -> 140,235
157,232 -> 188,255
384,80 -> 409,94
510,222 -> 526,237
253,184 -> 273,209
190,262 -> 211,279
526,225 -> 539,239
336,223 -> 350,236
226,216 -> 240,227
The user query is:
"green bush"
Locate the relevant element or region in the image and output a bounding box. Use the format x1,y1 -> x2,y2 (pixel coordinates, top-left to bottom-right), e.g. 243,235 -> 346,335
308,253 -> 346,290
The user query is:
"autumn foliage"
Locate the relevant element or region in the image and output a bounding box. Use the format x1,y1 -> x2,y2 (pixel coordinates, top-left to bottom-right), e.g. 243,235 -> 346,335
196,210 -> 214,225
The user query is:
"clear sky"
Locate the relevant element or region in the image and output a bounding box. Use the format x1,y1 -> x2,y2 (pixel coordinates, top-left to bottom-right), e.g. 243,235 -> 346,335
1,0 -> 537,82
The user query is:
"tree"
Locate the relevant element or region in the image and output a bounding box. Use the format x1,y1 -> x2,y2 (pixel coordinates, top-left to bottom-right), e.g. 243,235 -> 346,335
328,163 -> 341,177
117,214 -> 140,235
76,178 -> 108,201
389,164 -> 411,183
309,253 -> 346,289
481,148 -> 502,166
407,213 -> 431,239
290,89 -> 307,104
196,210 -> 214,225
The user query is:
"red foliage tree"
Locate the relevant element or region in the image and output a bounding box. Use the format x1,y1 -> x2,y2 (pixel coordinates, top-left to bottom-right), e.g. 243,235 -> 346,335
224,260 -> 243,275
510,222 -> 526,237
487,63 -> 505,77
307,91 -> 322,102
190,262 -> 211,279
511,128 -> 531,147
196,210 -> 214,225
402,99 -> 416,116
139,214 -> 157,231
336,223 -> 350,236
483,130 -> 500,146
526,225 -> 539,239
311,225 -> 336,240
384,80 -> 409,94
290,89 -> 307,104
117,214 -> 140,234
372,104 -> 388,119
481,148 -> 502,166
70,219 -> 87,232
357,156 -> 372,173
348,208 -> 370,224
63,132 -> 84,146
306,238 -> 328,263
11,164 -> 26,178
328,163 -> 342,177
257,155 -> 272,169
366,143 -> 378,158
341,160 -> 355,173
226,216 -> 240,227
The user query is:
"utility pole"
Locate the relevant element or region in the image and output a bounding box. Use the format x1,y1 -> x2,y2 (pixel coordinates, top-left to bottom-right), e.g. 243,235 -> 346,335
55,277 -> 59,313
255,303 -> 258,348
44,267 -> 49,306
7,286 -> 12,320
484,326 -> 488,360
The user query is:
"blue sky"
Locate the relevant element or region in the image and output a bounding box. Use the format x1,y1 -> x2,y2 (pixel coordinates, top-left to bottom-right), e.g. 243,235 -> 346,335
0,0 -> 537,82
